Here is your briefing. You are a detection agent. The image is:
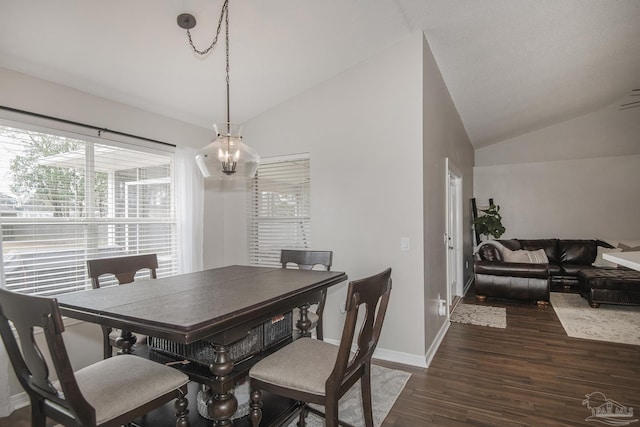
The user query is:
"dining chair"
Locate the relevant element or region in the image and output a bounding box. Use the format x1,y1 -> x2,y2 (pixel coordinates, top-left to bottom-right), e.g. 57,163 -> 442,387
280,249 -> 333,340
87,253 -> 158,358
248,268 -> 392,427
0,287 -> 190,427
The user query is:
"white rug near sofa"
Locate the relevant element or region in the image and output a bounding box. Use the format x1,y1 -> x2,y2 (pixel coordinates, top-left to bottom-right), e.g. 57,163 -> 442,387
450,303 -> 507,328
550,292 -> 640,345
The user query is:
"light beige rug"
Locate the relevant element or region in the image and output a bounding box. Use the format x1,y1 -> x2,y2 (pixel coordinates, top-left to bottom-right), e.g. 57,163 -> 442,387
450,303 -> 507,328
286,364 -> 411,427
550,292 -> 640,345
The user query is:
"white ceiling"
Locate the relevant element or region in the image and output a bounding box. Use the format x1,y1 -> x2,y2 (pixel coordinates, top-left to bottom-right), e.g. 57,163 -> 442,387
1,0 -> 638,148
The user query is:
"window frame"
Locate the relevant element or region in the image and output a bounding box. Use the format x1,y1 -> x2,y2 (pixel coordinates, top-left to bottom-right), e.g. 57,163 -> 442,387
0,117 -> 178,296
247,153 -> 311,267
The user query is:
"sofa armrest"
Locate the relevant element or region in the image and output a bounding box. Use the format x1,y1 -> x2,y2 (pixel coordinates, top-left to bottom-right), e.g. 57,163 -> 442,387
475,260 -> 549,279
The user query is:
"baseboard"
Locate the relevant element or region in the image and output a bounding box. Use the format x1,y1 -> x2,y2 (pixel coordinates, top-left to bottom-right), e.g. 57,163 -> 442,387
464,275 -> 474,295
10,391 -> 29,412
424,318 -> 450,368
324,338 -> 428,368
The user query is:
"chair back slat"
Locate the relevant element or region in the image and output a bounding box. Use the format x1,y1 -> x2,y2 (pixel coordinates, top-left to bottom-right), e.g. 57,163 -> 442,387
87,253 -> 158,288
0,288 -> 94,424
280,250 -> 332,271
330,268 -> 392,386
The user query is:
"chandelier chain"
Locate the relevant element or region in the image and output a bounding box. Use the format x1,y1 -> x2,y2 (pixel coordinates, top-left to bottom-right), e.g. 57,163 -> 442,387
185,0 -> 229,56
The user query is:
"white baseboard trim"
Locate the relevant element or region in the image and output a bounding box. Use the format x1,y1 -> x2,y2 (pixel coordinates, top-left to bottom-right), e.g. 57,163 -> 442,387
324,338 -> 428,369
424,318 -> 450,368
10,391 -> 29,412
464,275 -> 474,295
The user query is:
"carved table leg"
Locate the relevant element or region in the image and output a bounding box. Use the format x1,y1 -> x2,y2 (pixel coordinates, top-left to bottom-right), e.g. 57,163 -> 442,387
296,303 -> 312,338
207,345 -> 238,426
114,330 -> 137,354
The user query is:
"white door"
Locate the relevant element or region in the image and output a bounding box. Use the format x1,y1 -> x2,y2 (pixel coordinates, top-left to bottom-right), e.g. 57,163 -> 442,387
446,159 -> 463,312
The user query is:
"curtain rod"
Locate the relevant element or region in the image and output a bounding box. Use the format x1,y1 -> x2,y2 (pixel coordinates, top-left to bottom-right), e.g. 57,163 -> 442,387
0,105 -> 176,148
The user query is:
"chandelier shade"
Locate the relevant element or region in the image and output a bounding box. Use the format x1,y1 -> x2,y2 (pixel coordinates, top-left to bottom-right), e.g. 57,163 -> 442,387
195,123 -> 259,179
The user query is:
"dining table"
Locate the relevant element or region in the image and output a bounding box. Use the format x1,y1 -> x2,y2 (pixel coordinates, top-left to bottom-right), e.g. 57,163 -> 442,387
56,264 -> 348,426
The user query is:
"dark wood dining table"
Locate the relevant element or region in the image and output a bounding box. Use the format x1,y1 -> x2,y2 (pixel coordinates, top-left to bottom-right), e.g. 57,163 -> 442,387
56,264 -> 348,426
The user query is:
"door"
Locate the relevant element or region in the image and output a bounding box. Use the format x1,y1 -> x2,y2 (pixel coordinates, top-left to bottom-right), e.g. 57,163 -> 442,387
446,158 -> 464,313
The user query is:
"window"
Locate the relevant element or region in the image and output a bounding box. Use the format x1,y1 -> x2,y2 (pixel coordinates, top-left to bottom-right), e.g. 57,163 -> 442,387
0,124 -> 177,296
248,154 -> 310,267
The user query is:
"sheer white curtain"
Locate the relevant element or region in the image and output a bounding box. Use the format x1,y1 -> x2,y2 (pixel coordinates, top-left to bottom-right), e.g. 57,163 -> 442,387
174,146 -> 204,274
0,225 -> 12,417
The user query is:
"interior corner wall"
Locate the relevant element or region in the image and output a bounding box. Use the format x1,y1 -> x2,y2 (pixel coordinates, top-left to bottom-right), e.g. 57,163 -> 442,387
420,34 -> 475,355
474,103 -> 640,240
237,33 -> 427,359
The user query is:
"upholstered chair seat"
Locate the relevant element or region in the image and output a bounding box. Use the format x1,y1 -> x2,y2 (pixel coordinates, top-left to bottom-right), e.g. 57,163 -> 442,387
72,355 -> 189,425
250,338 -> 339,396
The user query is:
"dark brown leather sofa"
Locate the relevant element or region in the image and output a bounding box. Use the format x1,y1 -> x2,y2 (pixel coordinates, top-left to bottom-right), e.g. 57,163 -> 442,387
474,238 -> 616,306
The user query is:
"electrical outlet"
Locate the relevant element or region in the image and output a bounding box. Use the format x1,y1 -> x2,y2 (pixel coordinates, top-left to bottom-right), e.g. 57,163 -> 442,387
438,299 -> 447,316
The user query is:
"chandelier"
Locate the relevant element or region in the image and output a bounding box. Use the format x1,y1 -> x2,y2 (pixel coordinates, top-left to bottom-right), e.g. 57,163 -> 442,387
178,0 -> 259,179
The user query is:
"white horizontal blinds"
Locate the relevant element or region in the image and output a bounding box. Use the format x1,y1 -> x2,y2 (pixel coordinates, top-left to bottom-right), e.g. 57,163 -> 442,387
0,125 -> 177,296
248,155 -> 311,267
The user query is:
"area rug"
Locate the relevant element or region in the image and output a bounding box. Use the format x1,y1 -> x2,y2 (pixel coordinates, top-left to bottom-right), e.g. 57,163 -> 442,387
550,292 -> 640,345
285,364 -> 411,427
450,303 -> 507,328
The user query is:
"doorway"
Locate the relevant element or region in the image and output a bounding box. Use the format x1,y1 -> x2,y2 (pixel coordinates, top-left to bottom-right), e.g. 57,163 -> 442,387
445,158 -> 464,313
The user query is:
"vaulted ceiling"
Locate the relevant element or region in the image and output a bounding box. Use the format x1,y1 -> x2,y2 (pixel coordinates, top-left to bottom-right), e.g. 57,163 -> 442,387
1,0 -> 638,148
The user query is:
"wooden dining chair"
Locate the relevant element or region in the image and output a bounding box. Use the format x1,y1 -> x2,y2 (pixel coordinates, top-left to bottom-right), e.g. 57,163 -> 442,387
87,253 -> 158,358
0,287 -> 190,427
280,249 -> 333,341
249,268 -> 392,427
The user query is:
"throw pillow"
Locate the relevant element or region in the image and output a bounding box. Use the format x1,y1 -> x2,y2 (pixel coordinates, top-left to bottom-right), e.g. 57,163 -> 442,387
502,248 -> 548,264
592,246 -> 623,268
619,243 -> 640,252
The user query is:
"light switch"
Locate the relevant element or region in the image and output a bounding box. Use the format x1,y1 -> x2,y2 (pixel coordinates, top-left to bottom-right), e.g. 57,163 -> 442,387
400,237 -> 410,251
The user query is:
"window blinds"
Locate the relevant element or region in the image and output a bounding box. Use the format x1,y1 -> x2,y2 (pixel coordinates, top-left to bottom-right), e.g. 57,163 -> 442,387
0,125 -> 177,296
248,155 -> 310,267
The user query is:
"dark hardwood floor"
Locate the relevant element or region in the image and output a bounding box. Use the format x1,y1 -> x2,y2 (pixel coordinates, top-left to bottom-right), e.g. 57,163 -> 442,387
3,290 -> 640,427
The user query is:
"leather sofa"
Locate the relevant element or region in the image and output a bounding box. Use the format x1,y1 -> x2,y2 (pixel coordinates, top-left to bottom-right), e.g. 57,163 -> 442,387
474,238 -> 615,305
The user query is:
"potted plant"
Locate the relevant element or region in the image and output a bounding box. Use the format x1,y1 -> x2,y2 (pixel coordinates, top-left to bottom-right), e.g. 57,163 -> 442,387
473,204 -> 505,241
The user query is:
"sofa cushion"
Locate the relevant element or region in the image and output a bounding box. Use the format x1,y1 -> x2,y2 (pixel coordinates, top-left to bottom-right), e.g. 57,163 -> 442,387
619,243 -> 640,252
559,240 -> 598,265
502,248 -> 549,264
547,263 -> 562,275
561,263 -> 602,276
497,239 -> 521,251
518,239 -> 559,264
592,246 -> 623,268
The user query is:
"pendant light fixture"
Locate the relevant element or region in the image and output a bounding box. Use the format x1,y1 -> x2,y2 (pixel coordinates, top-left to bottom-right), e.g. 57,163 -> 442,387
178,0 -> 259,179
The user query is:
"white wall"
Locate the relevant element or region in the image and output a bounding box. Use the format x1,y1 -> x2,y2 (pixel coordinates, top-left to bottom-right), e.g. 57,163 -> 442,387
475,155 -> 640,240
474,101 -> 640,240
421,35 -> 475,355
234,34 -> 427,362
